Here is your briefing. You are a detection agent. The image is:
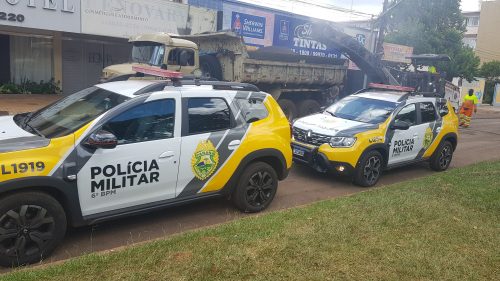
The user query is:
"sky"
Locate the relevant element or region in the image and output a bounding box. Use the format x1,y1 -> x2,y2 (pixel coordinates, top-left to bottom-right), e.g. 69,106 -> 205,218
237,0 -> 483,22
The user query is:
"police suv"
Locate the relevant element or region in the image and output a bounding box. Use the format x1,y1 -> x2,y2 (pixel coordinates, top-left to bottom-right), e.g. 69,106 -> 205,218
292,84 -> 459,187
0,69 -> 292,266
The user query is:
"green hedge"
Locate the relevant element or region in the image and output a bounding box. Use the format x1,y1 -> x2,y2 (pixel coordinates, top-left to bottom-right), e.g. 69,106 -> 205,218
0,79 -> 61,95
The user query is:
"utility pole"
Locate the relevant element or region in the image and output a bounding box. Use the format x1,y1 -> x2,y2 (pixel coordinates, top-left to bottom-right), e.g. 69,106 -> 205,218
376,0 -> 390,58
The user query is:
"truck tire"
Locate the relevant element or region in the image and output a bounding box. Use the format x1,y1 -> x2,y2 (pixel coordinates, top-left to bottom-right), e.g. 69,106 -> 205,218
0,191 -> 67,267
232,162 -> 278,213
298,99 -> 321,117
199,55 -> 222,81
278,99 -> 298,121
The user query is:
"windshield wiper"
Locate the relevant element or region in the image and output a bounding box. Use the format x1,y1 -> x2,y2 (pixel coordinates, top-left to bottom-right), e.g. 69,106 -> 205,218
325,111 -> 337,117
24,122 -> 44,138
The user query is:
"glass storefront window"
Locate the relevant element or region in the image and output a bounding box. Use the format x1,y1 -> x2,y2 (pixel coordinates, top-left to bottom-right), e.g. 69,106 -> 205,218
10,36 -> 53,84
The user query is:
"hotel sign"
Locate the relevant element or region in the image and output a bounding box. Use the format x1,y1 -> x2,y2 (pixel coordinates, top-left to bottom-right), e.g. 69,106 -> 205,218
0,0 -> 80,32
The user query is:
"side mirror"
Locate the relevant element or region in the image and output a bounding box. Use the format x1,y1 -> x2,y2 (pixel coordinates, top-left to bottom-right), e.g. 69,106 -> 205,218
439,106 -> 449,117
84,130 -> 118,149
390,120 -> 411,130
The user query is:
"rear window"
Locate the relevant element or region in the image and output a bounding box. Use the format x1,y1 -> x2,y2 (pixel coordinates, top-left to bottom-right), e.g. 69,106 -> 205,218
188,98 -> 231,134
236,98 -> 269,123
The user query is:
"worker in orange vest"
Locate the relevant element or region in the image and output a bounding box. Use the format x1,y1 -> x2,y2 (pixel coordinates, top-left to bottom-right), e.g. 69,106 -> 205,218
459,89 -> 478,128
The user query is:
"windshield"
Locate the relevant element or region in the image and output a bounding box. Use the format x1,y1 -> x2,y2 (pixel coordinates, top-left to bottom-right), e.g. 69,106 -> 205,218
326,96 -> 397,124
23,87 -> 129,139
131,42 -> 165,66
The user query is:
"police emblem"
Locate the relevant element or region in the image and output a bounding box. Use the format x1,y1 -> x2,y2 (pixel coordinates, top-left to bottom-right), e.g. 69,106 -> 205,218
191,140 -> 219,181
423,127 -> 434,149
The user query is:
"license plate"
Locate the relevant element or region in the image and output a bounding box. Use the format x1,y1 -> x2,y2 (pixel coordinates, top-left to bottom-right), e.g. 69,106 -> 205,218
293,147 -> 305,157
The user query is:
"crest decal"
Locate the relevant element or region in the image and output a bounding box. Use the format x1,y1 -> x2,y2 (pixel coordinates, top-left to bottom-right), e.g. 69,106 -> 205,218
191,140 -> 219,181
423,127 -> 434,149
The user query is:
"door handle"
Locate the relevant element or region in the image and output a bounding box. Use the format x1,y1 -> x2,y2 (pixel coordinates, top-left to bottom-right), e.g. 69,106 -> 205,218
228,140 -> 241,151
159,151 -> 175,159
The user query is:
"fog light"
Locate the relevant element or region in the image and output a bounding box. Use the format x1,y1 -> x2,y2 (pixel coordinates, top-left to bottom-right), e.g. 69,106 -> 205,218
336,165 -> 345,172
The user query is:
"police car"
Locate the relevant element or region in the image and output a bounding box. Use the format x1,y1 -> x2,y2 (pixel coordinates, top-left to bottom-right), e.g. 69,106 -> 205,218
292,84 -> 459,187
0,68 -> 292,266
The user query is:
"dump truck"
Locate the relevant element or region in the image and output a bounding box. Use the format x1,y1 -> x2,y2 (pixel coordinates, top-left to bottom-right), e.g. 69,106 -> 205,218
101,31 -> 347,120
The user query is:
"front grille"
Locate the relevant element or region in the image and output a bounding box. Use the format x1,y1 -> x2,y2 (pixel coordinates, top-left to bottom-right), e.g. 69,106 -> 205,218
293,127 -> 331,146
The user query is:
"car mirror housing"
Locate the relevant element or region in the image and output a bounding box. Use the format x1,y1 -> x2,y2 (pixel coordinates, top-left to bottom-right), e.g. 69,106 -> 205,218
390,120 -> 411,130
84,130 -> 118,149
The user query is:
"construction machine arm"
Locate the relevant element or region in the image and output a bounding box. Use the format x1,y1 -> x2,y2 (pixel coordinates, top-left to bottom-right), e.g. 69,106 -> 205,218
311,23 -> 399,86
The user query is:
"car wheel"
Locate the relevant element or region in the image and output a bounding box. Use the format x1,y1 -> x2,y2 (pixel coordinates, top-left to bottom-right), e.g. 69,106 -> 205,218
0,192 -> 67,267
430,140 -> 453,171
232,162 -> 278,213
354,150 -> 383,187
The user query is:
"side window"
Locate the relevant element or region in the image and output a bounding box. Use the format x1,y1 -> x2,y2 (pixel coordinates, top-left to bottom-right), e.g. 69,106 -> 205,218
394,104 -> 417,126
103,99 -> 175,145
188,98 -> 231,135
236,98 -> 269,123
168,48 -> 195,66
420,102 -> 437,123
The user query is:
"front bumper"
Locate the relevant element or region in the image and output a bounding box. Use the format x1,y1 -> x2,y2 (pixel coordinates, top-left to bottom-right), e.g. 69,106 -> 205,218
291,142 -> 354,175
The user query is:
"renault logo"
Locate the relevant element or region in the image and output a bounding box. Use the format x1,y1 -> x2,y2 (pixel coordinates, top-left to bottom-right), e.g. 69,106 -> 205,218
306,130 -> 313,139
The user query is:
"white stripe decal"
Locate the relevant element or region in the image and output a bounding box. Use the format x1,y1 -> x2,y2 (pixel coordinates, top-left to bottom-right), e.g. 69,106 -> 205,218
216,129 -> 230,150
198,124 -> 252,193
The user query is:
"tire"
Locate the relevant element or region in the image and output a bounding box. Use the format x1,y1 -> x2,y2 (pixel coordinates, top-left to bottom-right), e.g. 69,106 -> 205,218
232,162 -> 278,213
199,55 -> 222,81
430,140 -> 454,171
353,150 -> 383,187
297,99 -> 321,117
0,192 -> 67,267
277,99 -> 298,121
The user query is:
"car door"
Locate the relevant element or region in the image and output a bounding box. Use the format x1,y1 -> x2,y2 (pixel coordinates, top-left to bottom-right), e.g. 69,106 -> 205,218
175,93 -> 246,198
415,101 -> 441,157
76,94 -> 182,217
388,103 -> 421,165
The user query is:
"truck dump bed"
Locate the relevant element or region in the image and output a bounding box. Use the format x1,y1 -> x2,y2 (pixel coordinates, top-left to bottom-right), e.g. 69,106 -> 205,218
176,31 -> 346,88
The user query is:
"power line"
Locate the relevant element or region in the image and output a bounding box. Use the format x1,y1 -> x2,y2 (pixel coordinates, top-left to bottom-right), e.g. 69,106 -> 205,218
285,0 -> 376,18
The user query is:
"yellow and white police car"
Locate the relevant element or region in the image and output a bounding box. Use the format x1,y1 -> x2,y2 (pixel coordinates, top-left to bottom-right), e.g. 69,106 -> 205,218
292,84 -> 459,187
0,71 -> 292,266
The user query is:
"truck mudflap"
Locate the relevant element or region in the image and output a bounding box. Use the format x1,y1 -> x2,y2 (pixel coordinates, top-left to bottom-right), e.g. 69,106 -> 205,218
291,142 -> 355,175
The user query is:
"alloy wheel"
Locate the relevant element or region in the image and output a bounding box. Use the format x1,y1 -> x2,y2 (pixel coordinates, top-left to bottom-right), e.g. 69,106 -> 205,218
0,205 -> 56,259
363,156 -> 381,185
439,144 -> 453,169
245,171 -> 274,207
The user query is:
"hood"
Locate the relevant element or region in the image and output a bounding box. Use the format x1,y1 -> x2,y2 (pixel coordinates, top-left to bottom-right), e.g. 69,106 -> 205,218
102,63 -> 139,77
293,113 -> 379,136
0,116 -> 50,153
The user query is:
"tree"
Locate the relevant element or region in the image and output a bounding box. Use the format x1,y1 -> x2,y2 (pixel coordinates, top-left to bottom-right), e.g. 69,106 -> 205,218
384,0 -> 480,81
479,60 -> 500,80
479,60 -> 500,104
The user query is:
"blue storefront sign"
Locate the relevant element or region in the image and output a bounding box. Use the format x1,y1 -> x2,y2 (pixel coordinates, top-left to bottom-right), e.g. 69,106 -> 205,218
231,12 -> 266,39
273,15 -> 341,58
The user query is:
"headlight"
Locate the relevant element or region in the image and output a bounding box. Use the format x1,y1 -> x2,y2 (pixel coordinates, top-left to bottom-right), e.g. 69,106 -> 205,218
329,137 -> 356,148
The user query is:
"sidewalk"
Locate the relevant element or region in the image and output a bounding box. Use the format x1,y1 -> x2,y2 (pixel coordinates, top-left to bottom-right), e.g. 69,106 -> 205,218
0,94 -> 62,115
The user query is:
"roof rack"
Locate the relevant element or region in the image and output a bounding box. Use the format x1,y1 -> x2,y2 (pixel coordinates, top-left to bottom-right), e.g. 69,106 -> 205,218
130,65 -> 260,94
133,80 -> 260,96
367,83 -> 415,92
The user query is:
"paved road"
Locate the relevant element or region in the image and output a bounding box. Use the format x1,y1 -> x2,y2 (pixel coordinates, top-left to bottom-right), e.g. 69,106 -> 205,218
3,110 -> 500,272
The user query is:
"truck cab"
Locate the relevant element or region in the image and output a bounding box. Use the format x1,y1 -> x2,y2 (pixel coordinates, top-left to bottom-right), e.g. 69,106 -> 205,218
101,33 -> 200,82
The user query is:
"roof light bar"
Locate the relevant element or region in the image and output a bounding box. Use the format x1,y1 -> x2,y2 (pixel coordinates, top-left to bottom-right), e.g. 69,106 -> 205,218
368,83 -> 415,92
132,65 -> 183,79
